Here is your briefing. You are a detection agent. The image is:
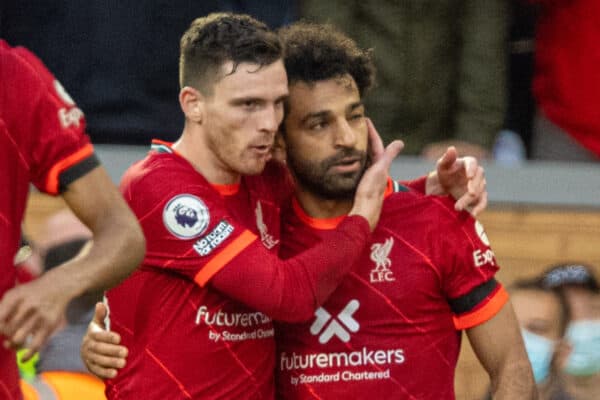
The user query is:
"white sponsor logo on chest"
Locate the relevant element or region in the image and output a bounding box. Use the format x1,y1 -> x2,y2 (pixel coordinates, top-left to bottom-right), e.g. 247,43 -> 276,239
310,300 -> 360,344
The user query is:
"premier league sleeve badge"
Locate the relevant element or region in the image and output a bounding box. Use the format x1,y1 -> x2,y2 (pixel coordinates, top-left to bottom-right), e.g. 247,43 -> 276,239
163,194 -> 210,239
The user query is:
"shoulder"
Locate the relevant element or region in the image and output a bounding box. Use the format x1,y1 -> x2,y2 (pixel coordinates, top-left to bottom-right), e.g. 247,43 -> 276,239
382,192 -> 481,241
384,190 -> 461,220
120,152 -> 221,208
1,41 -> 54,94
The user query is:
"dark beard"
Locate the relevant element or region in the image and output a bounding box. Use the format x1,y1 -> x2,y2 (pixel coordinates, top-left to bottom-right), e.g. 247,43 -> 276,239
287,147 -> 368,200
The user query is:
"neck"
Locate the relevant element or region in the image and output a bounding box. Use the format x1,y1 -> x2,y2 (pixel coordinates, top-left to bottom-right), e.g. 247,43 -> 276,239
294,185 -> 354,219
173,126 -> 241,185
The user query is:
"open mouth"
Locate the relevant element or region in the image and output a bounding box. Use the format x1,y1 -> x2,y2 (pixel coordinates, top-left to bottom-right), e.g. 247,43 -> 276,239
251,145 -> 273,158
330,157 -> 361,173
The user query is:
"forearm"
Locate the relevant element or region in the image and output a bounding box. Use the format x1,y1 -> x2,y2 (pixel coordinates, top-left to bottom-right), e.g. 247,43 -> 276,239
490,353 -> 538,399
59,166 -> 145,298
211,216 -> 369,322
468,303 -> 537,400
44,205 -> 145,299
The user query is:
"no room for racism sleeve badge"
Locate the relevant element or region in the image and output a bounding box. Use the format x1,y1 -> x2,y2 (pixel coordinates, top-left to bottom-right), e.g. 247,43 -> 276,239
163,194 -> 210,239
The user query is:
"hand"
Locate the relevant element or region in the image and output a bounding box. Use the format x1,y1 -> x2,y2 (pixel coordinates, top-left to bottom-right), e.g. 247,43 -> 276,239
426,146 -> 487,215
350,119 -> 404,230
81,302 -> 128,379
0,273 -> 74,361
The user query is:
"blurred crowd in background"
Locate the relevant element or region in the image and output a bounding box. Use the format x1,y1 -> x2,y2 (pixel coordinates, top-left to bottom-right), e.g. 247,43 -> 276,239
1,0 -> 598,163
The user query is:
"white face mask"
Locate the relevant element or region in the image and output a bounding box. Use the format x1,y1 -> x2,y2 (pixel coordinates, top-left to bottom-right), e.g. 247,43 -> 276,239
564,320 -> 600,376
522,329 -> 556,383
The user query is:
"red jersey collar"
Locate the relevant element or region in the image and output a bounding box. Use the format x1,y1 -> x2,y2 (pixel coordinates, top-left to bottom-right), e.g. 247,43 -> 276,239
150,139 -> 240,196
291,177 -> 395,230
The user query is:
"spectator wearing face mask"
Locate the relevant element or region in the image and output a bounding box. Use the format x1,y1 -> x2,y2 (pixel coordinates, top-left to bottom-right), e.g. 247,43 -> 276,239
541,263 -> 600,400
515,279 -> 572,399
482,276 -> 571,399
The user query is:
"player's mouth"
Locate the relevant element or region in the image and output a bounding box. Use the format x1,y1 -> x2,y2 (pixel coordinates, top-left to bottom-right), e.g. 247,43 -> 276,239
329,157 -> 361,173
250,145 -> 273,159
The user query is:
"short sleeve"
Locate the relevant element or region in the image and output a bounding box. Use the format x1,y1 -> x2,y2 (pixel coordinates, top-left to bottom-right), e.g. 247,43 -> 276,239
0,42 -> 98,194
121,162 -> 260,287
434,199 -> 508,330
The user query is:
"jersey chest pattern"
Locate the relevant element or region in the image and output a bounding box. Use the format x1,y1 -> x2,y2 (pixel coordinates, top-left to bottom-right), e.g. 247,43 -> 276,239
275,200 -> 469,399
109,155 -> 284,399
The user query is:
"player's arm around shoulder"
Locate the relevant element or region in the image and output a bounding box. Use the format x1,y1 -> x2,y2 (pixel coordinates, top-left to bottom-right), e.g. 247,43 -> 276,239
466,301 -> 537,399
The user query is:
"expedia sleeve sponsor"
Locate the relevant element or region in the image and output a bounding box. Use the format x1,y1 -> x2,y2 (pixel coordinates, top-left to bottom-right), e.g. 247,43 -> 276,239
193,221 -> 235,256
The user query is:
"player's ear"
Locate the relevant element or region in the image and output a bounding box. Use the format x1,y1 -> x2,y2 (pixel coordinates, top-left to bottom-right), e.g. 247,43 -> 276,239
179,86 -> 205,123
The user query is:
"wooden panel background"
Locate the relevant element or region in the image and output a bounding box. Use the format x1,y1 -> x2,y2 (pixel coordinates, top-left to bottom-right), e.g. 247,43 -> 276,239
456,206 -> 600,399
23,193 -> 600,399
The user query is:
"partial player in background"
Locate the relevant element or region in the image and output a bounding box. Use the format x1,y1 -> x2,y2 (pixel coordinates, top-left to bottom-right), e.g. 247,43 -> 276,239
0,40 -> 145,400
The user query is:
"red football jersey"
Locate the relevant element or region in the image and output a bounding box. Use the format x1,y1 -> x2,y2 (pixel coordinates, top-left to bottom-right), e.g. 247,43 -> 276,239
0,41 -> 98,399
275,182 -> 507,400
106,142 -> 371,399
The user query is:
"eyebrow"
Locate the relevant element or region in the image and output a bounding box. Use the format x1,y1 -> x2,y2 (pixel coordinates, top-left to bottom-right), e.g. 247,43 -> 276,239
347,101 -> 364,112
230,93 -> 289,105
300,101 -> 364,125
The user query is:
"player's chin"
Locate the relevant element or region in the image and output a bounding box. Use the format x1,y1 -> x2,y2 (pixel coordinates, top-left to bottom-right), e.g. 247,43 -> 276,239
241,159 -> 270,176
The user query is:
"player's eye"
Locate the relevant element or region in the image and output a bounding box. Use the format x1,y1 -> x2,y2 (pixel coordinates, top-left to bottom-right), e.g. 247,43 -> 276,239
349,113 -> 364,122
309,120 -> 329,130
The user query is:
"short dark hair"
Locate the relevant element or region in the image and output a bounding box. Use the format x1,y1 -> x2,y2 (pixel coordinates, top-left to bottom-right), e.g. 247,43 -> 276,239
179,13 -> 282,93
540,262 -> 600,293
278,22 -> 376,97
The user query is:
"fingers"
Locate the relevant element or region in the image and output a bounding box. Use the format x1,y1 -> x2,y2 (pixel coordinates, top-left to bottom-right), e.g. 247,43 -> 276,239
0,292 -> 56,360
86,361 -> 119,380
454,169 -> 487,214
6,315 -> 38,351
0,294 -> 17,327
364,139 -> 404,182
436,146 -> 458,170
366,118 -> 385,162
380,140 -> 404,169
471,191 -> 488,217
4,316 -> 52,362
93,302 -> 108,328
466,165 -> 484,196
20,329 -> 48,362
461,156 -> 477,180
81,329 -> 127,379
0,292 -> 26,339
351,138 -> 404,231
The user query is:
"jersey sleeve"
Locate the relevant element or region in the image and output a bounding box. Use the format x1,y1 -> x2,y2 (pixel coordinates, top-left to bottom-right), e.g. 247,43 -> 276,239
399,176 -> 427,194
123,163 -> 371,322
432,198 -> 508,330
0,42 -> 99,195
210,215 -> 369,322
